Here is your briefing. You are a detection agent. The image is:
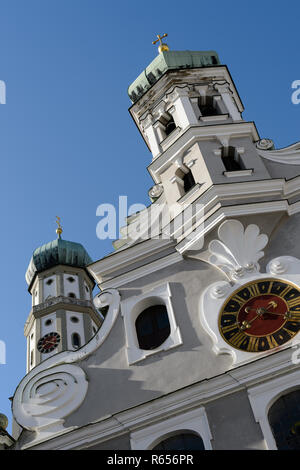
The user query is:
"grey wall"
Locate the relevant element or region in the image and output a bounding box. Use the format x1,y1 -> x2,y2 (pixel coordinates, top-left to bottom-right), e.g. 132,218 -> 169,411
206,390 -> 266,450
83,433 -> 131,450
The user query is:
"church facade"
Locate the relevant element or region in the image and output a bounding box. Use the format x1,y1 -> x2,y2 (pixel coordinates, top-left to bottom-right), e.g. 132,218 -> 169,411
2,41 -> 300,450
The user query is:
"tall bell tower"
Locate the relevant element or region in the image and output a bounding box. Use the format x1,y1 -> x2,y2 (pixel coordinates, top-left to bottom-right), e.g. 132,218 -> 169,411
113,36 -> 274,250
24,220 -> 102,372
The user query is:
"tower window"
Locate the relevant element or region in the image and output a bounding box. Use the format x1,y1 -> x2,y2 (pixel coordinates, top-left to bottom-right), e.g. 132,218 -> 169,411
46,279 -> 54,286
135,305 -> 171,350
183,170 -> 196,193
199,95 -> 218,117
165,116 -> 176,136
70,316 -> 79,323
30,350 -> 34,366
221,146 -> 244,172
68,292 -> 76,299
153,433 -> 205,451
45,319 -> 52,326
71,333 -> 81,350
67,276 -> 75,283
268,389 -> 300,449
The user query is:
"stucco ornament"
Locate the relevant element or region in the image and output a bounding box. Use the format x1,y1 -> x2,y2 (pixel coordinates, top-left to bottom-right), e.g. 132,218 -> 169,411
148,183 -> 164,202
256,139 -> 275,151
208,219 -> 268,281
13,364 -> 88,442
256,141 -> 300,164
12,288 -> 120,446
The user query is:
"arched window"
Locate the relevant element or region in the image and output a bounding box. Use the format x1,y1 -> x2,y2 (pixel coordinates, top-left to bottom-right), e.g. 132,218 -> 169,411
135,305 -> 170,350
268,389 -> 300,450
221,146 -> 244,172
153,432 -> 205,450
71,333 -> 81,350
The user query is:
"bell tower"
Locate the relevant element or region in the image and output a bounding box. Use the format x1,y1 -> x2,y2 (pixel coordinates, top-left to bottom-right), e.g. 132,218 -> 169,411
127,37 -> 271,228
24,220 -> 102,372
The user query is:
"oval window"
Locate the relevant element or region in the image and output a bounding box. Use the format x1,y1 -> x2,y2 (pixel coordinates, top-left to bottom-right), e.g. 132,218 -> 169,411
135,305 -> 170,350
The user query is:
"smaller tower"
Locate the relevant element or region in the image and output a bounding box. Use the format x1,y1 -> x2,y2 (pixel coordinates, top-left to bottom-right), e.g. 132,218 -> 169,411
0,414 -> 14,449
24,222 -> 102,372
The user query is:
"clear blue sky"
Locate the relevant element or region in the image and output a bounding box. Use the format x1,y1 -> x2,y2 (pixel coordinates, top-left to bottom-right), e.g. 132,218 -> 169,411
0,0 -> 299,432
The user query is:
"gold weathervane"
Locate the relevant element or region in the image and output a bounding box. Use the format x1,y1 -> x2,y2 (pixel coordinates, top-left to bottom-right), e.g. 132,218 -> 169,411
56,216 -> 63,238
152,33 -> 170,53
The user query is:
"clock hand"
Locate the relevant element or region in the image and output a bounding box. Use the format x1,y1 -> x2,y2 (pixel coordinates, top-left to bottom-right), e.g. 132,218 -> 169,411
240,307 -> 266,330
44,340 -> 57,347
240,313 -> 260,330
265,310 -> 292,319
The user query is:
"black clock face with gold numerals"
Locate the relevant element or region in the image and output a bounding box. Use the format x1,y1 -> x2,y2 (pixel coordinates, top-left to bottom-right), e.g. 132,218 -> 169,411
37,332 -> 61,354
219,279 -> 300,352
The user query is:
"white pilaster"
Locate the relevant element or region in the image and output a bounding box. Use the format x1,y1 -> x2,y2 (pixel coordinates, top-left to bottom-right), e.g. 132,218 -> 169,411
167,86 -> 198,129
214,82 -> 242,121
141,114 -> 161,158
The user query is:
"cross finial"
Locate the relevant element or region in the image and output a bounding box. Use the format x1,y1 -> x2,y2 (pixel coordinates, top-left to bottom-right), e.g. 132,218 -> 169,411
152,33 -> 170,53
56,216 -> 63,238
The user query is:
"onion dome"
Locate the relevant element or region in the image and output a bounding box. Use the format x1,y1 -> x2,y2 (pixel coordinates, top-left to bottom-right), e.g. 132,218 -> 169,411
25,237 -> 93,287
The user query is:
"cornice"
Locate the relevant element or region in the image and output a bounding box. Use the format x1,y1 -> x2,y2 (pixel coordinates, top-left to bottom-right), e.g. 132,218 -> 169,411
87,238 -> 177,285
99,252 -> 182,290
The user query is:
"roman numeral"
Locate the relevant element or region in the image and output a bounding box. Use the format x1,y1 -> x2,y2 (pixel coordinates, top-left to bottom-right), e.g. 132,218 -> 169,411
267,281 -> 274,294
266,335 -> 279,349
287,298 -> 300,308
222,324 -> 239,333
280,285 -> 293,298
231,294 -> 245,306
248,336 -> 259,352
230,331 -> 246,348
248,284 -> 260,297
282,327 -> 294,338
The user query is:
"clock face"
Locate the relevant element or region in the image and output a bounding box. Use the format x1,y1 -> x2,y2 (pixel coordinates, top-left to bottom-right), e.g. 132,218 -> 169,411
37,332 -> 61,354
219,279 -> 300,352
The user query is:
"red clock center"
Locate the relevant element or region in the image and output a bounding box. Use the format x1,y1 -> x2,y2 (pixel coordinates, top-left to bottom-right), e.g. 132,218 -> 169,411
238,294 -> 288,337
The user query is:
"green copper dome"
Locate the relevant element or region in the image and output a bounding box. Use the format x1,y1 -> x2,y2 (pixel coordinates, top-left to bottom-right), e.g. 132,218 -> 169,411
128,50 -> 220,103
25,238 -> 93,286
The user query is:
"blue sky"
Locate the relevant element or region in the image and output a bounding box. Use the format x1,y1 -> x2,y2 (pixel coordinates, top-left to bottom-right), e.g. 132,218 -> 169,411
0,0 -> 299,432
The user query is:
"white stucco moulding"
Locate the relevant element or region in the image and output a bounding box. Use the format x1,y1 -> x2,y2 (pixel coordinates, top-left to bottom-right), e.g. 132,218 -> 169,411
121,282 -> 182,365
130,407 -> 212,450
247,369 -> 300,449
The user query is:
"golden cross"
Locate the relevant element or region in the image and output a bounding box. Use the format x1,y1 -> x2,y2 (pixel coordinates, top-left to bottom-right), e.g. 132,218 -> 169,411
56,216 -> 63,238
152,33 -> 168,46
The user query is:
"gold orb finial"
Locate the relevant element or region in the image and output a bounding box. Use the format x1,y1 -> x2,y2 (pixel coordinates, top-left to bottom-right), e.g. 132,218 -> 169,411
56,216 -> 63,238
152,33 -> 170,53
